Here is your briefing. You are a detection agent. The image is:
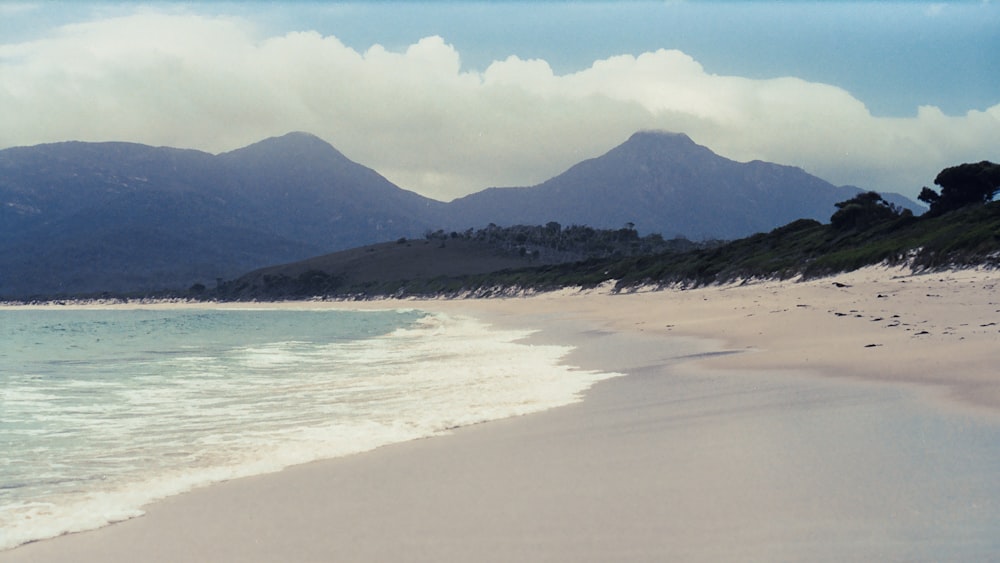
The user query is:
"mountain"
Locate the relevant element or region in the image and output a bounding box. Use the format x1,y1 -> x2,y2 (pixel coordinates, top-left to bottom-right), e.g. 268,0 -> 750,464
0,133 -> 442,297
444,131 -> 921,240
0,130 -> 922,298
216,133 -> 440,245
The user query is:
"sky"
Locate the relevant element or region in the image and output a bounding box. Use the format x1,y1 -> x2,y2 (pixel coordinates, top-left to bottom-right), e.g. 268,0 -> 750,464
1,1 -> 998,202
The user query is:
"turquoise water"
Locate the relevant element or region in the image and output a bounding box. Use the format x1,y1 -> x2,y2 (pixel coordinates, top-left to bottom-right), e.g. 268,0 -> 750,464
0,308 -> 619,550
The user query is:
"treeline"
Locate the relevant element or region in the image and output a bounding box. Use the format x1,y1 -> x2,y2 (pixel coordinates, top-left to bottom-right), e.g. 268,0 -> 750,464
422,222 -> 704,263
437,198 -> 1000,296
388,161 -> 1000,296
205,165 -> 1000,300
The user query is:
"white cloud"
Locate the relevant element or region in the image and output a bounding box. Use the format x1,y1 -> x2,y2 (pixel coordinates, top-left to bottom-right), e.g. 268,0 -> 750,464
1,11 -> 998,201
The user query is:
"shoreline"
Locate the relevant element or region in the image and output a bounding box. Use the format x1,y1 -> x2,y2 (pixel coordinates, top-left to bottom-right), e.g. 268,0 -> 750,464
4,266 -> 999,416
321,265 -> 1000,417
2,267 -> 999,560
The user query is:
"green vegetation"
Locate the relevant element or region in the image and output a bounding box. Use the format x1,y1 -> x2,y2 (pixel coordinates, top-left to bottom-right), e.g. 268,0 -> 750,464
538,200 -> 997,292
339,179 -> 998,298
11,162 -> 997,304
422,222 -> 700,263
204,161 -> 1000,301
210,224 -> 706,300
253,270 -> 346,297
211,193 -> 999,300
830,191 -> 911,231
918,161 -> 1000,216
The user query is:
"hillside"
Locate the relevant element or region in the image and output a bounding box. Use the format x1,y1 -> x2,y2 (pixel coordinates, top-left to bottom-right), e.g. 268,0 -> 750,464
217,224 -> 695,300
445,131 -> 920,240
0,133 -> 442,297
215,133 -> 441,247
445,200 -> 1000,295
0,130 -> 922,298
217,238 -> 536,300
207,196 -> 999,301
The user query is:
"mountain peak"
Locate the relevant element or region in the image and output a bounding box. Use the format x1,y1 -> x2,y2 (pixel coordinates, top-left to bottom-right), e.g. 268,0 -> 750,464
446,128 -> 910,240
591,129 -> 720,170
270,131 -> 328,145
628,130 -> 693,143
619,130 -> 709,155
221,131 -> 349,163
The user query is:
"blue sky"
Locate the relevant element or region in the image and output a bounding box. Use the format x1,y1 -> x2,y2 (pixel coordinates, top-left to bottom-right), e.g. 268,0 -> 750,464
1,1 -> 998,200
241,1 -> 999,117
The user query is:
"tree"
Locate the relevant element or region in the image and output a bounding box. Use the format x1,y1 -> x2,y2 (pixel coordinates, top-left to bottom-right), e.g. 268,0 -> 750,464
918,161 -> 1000,216
830,191 -> 907,230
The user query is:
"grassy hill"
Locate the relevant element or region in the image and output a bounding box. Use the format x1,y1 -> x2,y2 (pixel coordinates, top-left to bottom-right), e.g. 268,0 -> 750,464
212,199 -> 999,300
216,238 -> 539,299
214,225 -> 695,300
9,195 -> 995,303
463,200 -> 1000,293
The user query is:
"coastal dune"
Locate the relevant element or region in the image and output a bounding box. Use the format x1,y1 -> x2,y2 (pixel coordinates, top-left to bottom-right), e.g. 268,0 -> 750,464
2,267 -> 999,562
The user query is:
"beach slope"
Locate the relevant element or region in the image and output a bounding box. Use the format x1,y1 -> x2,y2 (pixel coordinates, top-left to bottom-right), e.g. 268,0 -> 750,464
2,267 -> 999,562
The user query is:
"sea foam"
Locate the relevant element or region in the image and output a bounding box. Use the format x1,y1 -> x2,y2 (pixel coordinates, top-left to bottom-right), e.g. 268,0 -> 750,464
0,308 -> 620,551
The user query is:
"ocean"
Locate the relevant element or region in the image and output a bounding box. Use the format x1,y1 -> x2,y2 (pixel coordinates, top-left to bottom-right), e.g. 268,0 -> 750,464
0,307 -> 620,551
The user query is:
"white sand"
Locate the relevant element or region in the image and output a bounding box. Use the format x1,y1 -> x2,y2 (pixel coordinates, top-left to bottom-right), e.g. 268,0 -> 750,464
2,267 -> 999,561
325,265 -> 1000,414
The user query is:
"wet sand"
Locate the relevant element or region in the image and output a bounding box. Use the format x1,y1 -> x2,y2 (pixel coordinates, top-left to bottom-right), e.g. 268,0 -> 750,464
3,267 -> 999,561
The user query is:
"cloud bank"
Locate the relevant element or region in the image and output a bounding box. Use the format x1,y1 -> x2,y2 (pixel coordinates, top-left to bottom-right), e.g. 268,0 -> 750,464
1,12 -> 998,201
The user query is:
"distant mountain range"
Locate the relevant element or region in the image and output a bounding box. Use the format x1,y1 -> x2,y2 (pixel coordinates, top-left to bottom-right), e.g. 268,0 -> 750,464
0,133 -> 442,296
447,131 -> 918,239
0,131 -> 921,297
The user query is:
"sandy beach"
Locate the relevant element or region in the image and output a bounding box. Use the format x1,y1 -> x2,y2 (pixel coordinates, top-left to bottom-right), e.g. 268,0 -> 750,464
2,266 -> 999,561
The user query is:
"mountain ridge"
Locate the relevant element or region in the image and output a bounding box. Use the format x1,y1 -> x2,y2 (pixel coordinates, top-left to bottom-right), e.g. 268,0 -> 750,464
0,133 -> 443,296
0,131 -> 922,297
445,131 -> 919,239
